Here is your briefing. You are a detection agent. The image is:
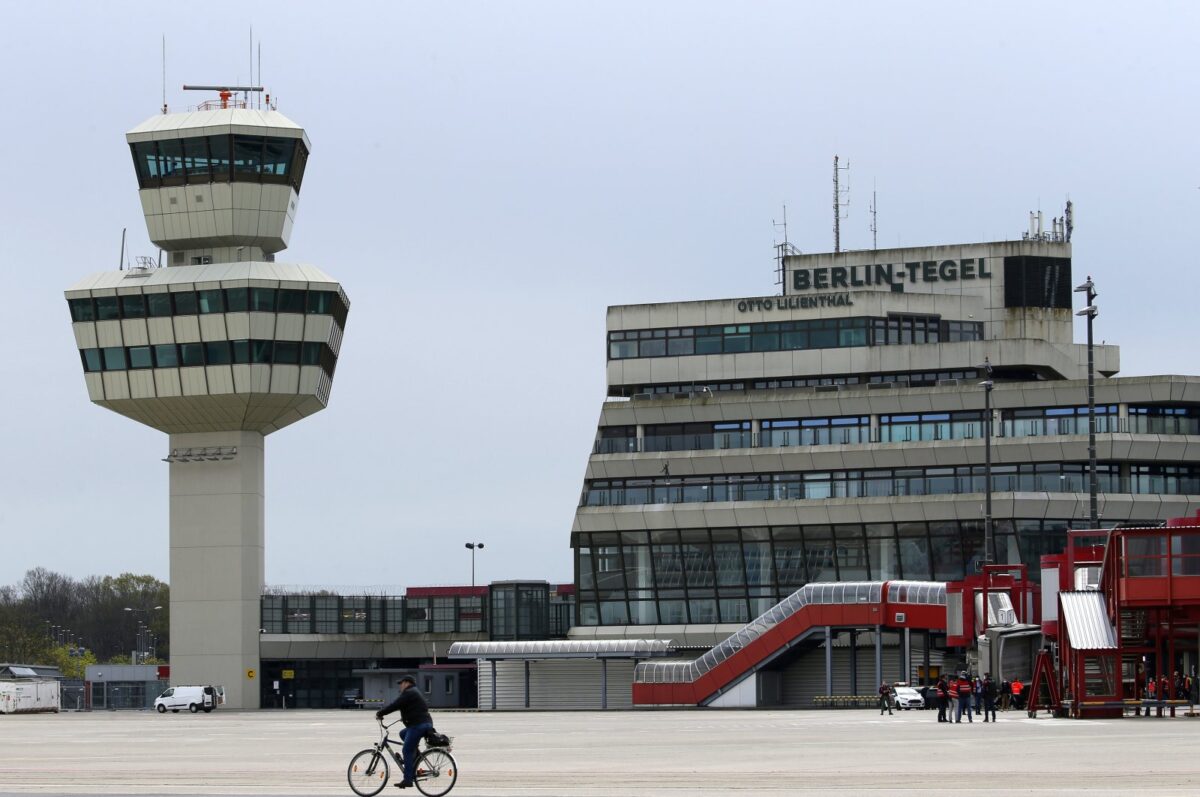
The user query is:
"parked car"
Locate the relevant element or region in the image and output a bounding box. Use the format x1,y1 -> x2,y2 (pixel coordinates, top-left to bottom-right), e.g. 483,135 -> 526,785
891,685 -> 925,710
340,688 -> 362,709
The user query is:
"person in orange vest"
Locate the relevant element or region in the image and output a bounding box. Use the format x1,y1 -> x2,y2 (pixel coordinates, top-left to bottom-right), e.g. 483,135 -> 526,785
1159,674 -> 1171,706
1145,675 -> 1157,716
1010,677 -> 1024,711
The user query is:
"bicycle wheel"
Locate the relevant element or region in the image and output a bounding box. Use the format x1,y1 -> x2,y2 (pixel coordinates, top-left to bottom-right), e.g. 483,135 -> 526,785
414,748 -> 457,797
347,748 -> 389,797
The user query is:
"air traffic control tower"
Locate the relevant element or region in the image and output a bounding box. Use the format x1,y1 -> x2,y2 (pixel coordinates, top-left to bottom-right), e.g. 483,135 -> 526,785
64,87 -> 349,708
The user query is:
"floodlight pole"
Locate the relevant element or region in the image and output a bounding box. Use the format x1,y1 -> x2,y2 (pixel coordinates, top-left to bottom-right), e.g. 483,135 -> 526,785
465,542 -> 485,587
982,358 -> 994,566
1075,277 -> 1099,528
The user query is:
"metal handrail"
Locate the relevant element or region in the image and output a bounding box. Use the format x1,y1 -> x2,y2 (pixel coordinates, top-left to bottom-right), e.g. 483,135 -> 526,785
634,580 -> 945,684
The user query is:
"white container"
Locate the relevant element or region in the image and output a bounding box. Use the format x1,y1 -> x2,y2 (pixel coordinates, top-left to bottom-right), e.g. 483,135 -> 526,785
0,680 -> 61,714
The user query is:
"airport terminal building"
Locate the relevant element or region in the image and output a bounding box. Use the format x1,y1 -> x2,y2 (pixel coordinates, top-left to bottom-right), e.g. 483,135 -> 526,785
570,235 -> 1200,638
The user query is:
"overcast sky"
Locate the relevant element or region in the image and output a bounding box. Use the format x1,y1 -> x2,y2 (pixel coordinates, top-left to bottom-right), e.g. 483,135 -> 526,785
2,2 -> 1197,593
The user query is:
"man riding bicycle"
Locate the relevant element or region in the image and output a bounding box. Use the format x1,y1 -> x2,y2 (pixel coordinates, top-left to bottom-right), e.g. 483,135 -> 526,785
376,675 -> 433,789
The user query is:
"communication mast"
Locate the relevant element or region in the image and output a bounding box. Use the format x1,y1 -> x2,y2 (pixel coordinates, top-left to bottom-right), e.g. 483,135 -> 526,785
773,204 -> 799,295
869,186 -> 878,250
833,156 -> 850,252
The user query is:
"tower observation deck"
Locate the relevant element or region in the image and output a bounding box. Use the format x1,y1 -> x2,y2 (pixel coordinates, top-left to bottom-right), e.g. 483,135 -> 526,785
64,89 -> 349,708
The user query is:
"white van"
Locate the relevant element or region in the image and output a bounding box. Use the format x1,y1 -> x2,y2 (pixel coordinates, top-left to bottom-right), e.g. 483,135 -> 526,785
154,685 -> 224,714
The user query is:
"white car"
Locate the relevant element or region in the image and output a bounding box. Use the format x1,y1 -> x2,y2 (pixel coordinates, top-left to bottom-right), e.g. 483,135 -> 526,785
891,686 -> 925,710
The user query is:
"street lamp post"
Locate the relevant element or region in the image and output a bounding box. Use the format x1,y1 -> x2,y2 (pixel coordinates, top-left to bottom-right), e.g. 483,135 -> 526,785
1074,276 -> 1099,528
464,542 -> 485,587
981,358 -> 994,567
124,605 -> 163,664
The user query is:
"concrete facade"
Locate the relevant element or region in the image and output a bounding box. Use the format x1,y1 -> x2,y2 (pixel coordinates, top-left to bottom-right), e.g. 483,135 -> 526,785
572,235 -> 1200,633
64,99 -> 348,708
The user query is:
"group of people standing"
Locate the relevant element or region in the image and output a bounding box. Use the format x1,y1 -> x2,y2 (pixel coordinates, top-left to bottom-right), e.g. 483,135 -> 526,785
929,672 -> 1024,722
1134,667 -> 1197,715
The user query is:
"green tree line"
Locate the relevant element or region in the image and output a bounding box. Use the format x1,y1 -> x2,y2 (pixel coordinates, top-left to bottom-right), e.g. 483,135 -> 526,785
0,567 -> 169,668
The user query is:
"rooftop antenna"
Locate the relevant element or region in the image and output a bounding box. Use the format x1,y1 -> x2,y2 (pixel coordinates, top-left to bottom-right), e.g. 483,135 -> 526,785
869,182 -> 878,250
772,204 -> 799,295
1064,199 -> 1074,243
161,36 -> 167,114
833,155 -> 850,253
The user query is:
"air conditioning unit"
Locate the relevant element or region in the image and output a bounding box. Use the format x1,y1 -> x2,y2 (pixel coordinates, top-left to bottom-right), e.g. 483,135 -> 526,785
894,612 -> 907,623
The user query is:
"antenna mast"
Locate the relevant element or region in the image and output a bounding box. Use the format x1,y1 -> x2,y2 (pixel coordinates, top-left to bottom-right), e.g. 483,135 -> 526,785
869,185 -> 878,250
161,36 -> 167,114
833,155 -> 850,252
773,204 -> 799,295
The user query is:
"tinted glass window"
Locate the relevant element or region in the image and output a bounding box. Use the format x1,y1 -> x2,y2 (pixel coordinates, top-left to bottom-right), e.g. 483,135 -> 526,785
94,296 -> 119,321
277,289 -> 305,313
301,342 -> 322,365
154,344 -> 178,367
232,135 -> 263,175
250,340 -> 273,363
225,287 -> 248,312
262,137 -> 294,175
102,347 -> 126,370
197,289 -> 224,314
173,292 -> 198,315
182,137 -> 210,182
158,138 -> 184,181
232,340 -> 250,363
121,295 -> 146,318
128,346 -> 153,369
307,291 -> 333,314
81,349 -> 102,372
146,293 -> 172,317
250,288 -> 276,312
273,341 -> 300,364
131,141 -> 158,182
179,343 -> 204,366
207,135 -> 231,178
204,341 -> 232,365
69,299 -> 95,322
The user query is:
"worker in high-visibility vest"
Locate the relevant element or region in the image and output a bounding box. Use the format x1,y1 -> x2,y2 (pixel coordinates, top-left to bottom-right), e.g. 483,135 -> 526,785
1011,678 -> 1024,710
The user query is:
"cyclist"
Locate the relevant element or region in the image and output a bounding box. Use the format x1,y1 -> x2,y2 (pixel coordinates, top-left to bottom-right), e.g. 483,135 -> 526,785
376,675 -> 433,789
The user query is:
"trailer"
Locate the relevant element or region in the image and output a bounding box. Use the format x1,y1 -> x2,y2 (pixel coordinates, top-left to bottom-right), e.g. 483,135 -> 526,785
0,680 -> 61,714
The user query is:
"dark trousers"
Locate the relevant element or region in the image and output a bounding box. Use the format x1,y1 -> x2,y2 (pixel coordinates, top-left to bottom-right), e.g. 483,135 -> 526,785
937,697 -> 947,722
399,722 -> 433,783
983,698 -> 997,722
879,695 -> 892,715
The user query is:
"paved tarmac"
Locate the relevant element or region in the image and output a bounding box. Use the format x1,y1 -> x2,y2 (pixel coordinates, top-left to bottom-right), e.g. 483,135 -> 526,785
0,707 -> 1198,796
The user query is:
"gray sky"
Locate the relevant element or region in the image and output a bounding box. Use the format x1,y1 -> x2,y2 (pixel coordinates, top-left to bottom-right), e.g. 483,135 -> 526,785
2,1 -> 1197,592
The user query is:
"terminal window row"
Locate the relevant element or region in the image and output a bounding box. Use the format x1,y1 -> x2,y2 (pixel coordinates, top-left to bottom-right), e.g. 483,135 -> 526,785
590,404 -> 1189,454
260,594 -> 486,635
77,339 -> 337,379
130,133 -> 309,193
607,315 -> 983,360
581,462 -> 1200,507
68,287 -> 348,328
572,518 -> 1126,626
611,368 -> 986,398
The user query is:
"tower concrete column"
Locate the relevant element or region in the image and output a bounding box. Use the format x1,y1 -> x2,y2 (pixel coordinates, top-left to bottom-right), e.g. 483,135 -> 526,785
168,430 -> 265,709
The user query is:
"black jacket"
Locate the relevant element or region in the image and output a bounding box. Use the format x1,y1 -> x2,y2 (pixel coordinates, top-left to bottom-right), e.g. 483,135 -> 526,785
377,686 -> 432,727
